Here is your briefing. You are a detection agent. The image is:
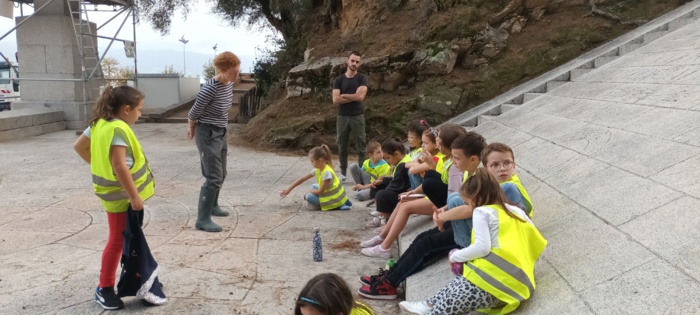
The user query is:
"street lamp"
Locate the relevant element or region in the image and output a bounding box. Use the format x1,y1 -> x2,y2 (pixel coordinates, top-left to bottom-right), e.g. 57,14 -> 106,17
179,35 -> 189,76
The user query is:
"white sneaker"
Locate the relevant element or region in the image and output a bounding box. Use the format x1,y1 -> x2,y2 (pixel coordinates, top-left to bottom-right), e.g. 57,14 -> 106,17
399,301 -> 431,315
340,174 -> 347,182
370,210 -> 380,217
365,217 -> 386,228
361,244 -> 391,259
360,235 -> 384,248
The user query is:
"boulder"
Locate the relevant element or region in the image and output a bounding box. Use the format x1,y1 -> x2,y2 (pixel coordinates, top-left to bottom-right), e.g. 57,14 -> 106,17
381,72 -> 408,91
415,43 -> 459,75
417,86 -> 463,116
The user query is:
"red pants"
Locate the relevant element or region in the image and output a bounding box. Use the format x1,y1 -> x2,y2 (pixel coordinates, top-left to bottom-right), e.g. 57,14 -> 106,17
99,211 -> 126,288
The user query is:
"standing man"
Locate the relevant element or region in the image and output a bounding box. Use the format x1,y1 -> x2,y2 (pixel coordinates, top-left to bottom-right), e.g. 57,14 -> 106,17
332,51 -> 369,180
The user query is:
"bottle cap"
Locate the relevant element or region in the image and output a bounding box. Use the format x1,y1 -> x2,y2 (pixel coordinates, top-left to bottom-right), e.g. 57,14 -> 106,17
313,227 -> 320,232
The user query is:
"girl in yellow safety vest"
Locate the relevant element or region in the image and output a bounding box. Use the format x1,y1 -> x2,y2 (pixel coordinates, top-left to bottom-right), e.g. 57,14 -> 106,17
280,144 -> 352,211
400,169 -> 547,315
295,273 -> 376,315
73,85 -> 154,310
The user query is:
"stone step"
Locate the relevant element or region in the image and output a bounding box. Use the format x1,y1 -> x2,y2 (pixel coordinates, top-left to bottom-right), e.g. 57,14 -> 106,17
504,95 -> 524,105
546,81 -> 568,92
669,18 -> 695,31
500,104 -> 520,114
570,68 -> 593,80
594,56 -> 618,68
619,43 -> 643,56
523,93 -> 544,103
643,31 -> 670,44
0,108 -> 64,132
478,114 -> 498,126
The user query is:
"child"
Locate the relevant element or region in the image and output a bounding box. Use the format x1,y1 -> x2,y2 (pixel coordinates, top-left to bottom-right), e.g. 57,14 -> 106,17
437,142 -> 533,248
295,273 -> 376,315
400,169 -> 547,315
349,141 -> 391,201
359,128 -> 479,260
73,85 -> 156,310
406,120 -> 429,160
366,139 -> 413,228
405,126 -> 441,190
280,144 -> 352,211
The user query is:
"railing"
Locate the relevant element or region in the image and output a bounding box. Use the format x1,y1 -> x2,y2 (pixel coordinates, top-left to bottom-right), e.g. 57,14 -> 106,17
238,86 -> 264,123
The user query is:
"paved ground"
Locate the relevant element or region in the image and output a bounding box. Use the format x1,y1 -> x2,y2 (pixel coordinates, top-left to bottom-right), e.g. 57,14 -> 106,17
0,124 -> 400,314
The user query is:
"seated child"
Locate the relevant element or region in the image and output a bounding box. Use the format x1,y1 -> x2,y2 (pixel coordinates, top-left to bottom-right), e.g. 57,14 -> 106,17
366,139 -> 412,228
404,120 -> 428,188
279,144 -> 352,211
295,273 -> 376,315
400,169 -> 546,315
349,141 -> 391,201
438,142 -> 533,248
405,125 -> 441,190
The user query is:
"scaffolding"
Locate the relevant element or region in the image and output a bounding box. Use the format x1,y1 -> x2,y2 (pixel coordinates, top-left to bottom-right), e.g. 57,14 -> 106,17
0,0 -> 138,102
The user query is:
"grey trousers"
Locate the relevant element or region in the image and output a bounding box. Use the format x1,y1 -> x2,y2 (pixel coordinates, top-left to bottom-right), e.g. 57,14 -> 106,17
349,162 -> 372,201
195,123 -> 228,190
336,114 -> 367,175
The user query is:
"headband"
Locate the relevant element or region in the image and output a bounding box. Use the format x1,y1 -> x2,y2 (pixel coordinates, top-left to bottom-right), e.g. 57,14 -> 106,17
429,127 -> 439,138
300,297 -> 322,306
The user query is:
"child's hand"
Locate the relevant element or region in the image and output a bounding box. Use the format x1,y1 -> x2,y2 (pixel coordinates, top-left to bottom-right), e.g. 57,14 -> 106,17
278,189 -> 291,198
130,196 -> 144,211
433,211 -> 444,231
423,150 -> 437,169
374,179 -> 383,186
352,184 -> 361,191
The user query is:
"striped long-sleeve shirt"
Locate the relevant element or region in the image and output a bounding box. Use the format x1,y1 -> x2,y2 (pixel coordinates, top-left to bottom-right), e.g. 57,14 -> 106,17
188,78 -> 234,128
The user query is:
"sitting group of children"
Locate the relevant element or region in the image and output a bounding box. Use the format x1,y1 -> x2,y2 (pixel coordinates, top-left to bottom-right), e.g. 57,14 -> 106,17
287,120 -> 547,315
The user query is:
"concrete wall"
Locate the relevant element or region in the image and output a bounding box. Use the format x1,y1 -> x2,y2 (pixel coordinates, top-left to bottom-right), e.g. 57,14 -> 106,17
137,74 -> 200,109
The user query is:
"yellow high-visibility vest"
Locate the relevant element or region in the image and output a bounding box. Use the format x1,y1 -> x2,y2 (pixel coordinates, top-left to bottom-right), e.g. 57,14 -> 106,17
316,164 -> 348,211
361,159 -> 391,182
504,174 -> 533,216
463,204 -> 547,314
434,151 -> 446,173
391,154 -> 413,177
350,301 -> 376,315
408,147 -> 423,160
440,158 -> 453,184
90,119 -> 154,213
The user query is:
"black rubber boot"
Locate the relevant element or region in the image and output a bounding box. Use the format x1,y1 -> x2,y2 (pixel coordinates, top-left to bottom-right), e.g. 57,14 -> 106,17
211,189 -> 229,217
195,186 -> 222,232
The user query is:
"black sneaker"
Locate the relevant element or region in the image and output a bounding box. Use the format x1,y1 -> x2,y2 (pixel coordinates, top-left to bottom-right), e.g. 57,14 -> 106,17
359,268 -> 388,286
358,278 -> 398,300
94,286 -> 124,310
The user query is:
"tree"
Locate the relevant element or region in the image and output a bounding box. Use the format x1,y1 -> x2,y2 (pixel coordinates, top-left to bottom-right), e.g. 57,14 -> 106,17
163,65 -> 180,75
101,57 -> 134,86
202,59 -> 216,80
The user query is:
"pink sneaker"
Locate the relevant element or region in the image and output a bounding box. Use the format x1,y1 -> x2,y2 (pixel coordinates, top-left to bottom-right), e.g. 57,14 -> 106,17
361,244 -> 391,259
360,235 -> 384,248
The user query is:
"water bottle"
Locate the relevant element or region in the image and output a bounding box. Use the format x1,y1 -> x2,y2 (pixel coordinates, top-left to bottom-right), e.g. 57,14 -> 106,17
313,227 -> 323,262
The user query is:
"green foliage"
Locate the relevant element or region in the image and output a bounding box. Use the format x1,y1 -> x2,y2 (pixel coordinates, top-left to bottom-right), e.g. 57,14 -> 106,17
202,59 -> 215,80
253,35 -> 305,98
162,65 -> 181,75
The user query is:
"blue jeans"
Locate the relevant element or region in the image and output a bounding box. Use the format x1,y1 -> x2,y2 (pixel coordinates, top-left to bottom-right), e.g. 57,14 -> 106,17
409,173 -> 423,190
446,192 -> 472,248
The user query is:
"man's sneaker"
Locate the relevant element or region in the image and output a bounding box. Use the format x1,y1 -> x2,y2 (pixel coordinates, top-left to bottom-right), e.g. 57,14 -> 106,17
359,268 -> 388,286
361,244 -> 391,259
399,300 -> 432,314
358,278 -> 398,300
94,286 -> 124,310
365,216 -> 386,228
360,235 -> 384,248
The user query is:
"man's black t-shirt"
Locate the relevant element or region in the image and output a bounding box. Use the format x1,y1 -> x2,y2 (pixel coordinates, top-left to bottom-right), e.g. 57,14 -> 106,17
333,73 -> 368,116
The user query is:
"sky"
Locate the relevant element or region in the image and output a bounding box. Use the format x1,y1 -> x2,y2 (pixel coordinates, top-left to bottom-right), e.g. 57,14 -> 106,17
0,0 -> 274,76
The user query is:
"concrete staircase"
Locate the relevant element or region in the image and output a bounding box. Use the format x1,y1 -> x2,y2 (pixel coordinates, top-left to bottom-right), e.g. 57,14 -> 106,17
0,108 -> 66,142
448,4 -> 700,129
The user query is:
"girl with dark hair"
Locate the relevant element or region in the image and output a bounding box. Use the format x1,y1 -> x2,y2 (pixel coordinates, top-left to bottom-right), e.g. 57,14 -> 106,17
296,273 -> 375,315
400,169 -> 547,315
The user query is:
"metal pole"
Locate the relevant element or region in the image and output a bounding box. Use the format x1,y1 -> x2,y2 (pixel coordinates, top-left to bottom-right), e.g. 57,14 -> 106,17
97,6 -> 128,31
183,44 -> 186,76
87,8 -> 131,80
0,0 -> 59,42
132,5 -> 138,89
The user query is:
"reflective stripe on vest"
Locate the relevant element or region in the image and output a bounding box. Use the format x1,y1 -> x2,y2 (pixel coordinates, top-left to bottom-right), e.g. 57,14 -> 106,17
90,119 -> 155,213
362,159 -> 390,182
316,164 -> 348,211
505,174 -> 533,216
463,204 -> 547,314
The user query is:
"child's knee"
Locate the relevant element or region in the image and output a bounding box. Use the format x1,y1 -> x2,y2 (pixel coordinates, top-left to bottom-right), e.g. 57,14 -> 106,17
447,196 -> 465,209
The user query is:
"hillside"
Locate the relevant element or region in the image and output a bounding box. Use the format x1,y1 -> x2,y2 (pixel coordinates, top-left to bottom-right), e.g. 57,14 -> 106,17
238,0 -> 690,152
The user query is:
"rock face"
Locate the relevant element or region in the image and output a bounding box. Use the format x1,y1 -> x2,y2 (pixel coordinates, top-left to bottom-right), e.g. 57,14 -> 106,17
286,11 -> 532,98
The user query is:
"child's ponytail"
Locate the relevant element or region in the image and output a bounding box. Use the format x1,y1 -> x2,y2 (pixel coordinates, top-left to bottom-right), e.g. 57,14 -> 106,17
309,144 -> 334,168
89,85 -> 145,126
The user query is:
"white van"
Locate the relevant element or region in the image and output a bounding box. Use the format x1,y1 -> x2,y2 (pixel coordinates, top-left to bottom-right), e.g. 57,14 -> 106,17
0,60 -> 20,111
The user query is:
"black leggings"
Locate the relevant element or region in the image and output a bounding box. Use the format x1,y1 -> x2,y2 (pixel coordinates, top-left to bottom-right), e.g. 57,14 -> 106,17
385,223 -> 459,286
375,189 -> 400,214
423,170 -> 448,208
